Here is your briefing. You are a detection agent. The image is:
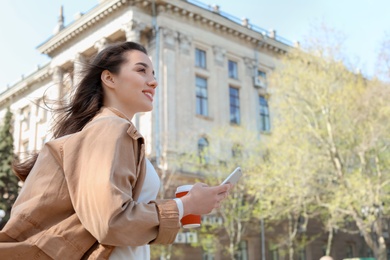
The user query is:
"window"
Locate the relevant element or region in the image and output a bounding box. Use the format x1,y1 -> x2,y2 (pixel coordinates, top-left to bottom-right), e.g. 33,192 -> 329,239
259,96 -> 270,132
202,253 -> 214,260
257,70 -> 267,79
228,60 -> 238,79
195,48 -> 206,68
298,248 -> 306,260
198,137 -> 209,164
229,87 -> 240,124
269,248 -> 279,260
236,240 -> 248,260
196,76 -> 208,116
21,106 -> 31,131
346,244 -> 353,257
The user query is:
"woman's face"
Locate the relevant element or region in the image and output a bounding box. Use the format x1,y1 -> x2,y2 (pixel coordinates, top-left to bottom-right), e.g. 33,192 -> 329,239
102,50 -> 157,119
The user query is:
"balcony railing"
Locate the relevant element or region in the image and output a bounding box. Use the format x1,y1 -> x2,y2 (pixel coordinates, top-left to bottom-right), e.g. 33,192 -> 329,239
185,0 -> 293,46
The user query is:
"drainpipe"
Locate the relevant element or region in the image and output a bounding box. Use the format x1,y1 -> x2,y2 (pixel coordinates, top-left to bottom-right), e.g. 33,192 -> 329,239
151,0 -> 161,167
255,41 -> 266,260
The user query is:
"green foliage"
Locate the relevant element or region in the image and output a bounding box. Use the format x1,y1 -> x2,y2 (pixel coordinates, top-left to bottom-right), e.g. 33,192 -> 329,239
264,43 -> 390,258
177,126 -> 263,260
0,108 -> 19,226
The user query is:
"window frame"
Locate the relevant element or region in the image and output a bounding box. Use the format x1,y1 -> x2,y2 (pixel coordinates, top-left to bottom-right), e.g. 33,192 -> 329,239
195,48 -> 207,69
197,137 -> 210,164
228,60 -> 238,79
229,86 -> 240,125
259,95 -> 270,132
196,75 -> 209,116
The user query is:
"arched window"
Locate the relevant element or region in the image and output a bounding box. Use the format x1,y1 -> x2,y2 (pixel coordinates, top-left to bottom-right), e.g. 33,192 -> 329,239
198,137 -> 209,164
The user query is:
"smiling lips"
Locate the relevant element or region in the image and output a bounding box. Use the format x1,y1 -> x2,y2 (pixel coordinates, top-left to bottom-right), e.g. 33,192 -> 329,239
143,90 -> 154,102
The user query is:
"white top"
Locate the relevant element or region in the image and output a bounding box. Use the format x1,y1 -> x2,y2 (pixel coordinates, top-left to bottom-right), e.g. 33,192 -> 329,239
109,158 -> 160,260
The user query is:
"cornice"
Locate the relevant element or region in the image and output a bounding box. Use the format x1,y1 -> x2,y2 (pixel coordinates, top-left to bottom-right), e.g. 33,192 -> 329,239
159,0 -> 291,54
38,0 -> 131,57
0,64 -> 51,107
37,0 -> 291,58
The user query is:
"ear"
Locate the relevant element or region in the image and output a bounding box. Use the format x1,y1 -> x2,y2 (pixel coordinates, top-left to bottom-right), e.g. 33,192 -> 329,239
101,70 -> 116,89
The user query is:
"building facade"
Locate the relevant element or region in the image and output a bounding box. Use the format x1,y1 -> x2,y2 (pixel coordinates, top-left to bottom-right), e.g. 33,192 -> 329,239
0,0 -> 374,259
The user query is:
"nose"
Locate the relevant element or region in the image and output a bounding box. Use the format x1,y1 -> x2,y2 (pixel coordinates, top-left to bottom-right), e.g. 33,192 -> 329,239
148,76 -> 158,89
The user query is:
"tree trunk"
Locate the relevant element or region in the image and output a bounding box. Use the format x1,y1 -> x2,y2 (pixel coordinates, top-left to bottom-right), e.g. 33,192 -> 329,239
374,237 -> 387,260
287,214 -> 295,260
229,241 -> 235,260
326,222 -> 333,255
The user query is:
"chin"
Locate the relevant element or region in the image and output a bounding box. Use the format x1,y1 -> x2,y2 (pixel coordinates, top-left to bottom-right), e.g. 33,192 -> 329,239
141,104 -> 153,112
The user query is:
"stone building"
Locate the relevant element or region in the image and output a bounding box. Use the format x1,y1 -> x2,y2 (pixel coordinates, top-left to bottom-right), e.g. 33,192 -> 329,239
0,0 -> 375,259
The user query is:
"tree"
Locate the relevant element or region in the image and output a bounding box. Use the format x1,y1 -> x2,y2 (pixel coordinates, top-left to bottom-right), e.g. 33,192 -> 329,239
266,39 -> 390,259
257,120 -> 323,259
177,126 -> 262,260
0,108 -> 19,227
150,155 -> 185,260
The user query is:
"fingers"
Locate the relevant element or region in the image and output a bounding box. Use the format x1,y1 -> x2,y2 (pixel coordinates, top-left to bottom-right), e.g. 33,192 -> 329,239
215,183 -> 231,195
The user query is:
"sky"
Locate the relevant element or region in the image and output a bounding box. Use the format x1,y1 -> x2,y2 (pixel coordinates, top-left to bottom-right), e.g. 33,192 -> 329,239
0,0 -> 389,91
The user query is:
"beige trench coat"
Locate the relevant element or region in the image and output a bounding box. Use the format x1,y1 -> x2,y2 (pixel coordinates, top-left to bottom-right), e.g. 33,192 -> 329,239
0,107 -> 180,259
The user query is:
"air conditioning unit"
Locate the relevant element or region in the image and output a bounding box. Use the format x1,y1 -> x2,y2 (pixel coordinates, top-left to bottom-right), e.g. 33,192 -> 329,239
253,76 -> 267,89
215,216 -> 224,225
174,232 -> 186,244
202,215 -> 211,225
186,232 -> 198,243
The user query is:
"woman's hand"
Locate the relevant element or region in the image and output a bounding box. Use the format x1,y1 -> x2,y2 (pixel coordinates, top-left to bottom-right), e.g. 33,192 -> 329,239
180,183 -> 232,216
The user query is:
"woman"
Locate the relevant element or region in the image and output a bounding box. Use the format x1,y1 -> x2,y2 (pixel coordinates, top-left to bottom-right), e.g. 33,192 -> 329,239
0,42 -> 231,259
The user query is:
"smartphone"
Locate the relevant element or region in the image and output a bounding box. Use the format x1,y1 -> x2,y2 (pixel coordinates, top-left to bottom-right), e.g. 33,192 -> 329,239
220,167 -> 242,185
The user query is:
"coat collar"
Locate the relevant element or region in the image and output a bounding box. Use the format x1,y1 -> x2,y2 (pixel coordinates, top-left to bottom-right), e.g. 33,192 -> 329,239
97,107 -> 143,140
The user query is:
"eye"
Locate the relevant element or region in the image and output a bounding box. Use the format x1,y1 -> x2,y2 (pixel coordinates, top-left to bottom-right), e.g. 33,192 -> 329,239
138,68 -> 146,73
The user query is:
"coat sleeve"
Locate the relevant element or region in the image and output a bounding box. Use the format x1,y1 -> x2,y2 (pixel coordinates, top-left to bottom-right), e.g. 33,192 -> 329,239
62,116 -> 180,246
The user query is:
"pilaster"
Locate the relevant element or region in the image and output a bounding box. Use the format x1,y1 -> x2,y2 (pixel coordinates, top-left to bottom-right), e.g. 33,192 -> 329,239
73,52 -> 85,87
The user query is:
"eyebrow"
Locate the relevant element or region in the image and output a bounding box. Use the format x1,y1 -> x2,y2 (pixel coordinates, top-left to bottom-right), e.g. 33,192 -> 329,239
135,62 -> 155,75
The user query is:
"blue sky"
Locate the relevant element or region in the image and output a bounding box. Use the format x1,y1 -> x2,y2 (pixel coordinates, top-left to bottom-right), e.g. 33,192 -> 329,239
0,0 -> 389,91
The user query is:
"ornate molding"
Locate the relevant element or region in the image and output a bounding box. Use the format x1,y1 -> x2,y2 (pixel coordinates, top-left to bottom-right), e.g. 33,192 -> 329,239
94,37 -> 110,52
178,33 -> 192,55
212,45 -> 225,67
243,57 -> 256,76
162,27 -> 178,49
0,65 -> 51,108
37,0 -> 290,57
121,19 -> 146,42
38,0 -> 129,56
160,1 -> 290,55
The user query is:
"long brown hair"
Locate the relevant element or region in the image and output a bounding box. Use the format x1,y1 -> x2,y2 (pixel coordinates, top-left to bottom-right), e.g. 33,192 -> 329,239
13,41 -> 148,181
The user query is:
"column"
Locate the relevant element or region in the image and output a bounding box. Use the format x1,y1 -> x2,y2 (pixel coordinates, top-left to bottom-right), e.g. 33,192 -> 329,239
13,109 -> 22,154
47,66 -> 63,140
73,52 -> 85,87
161,27 -> 178,165
30,102 -> 38,151
52,66 -> 63,101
